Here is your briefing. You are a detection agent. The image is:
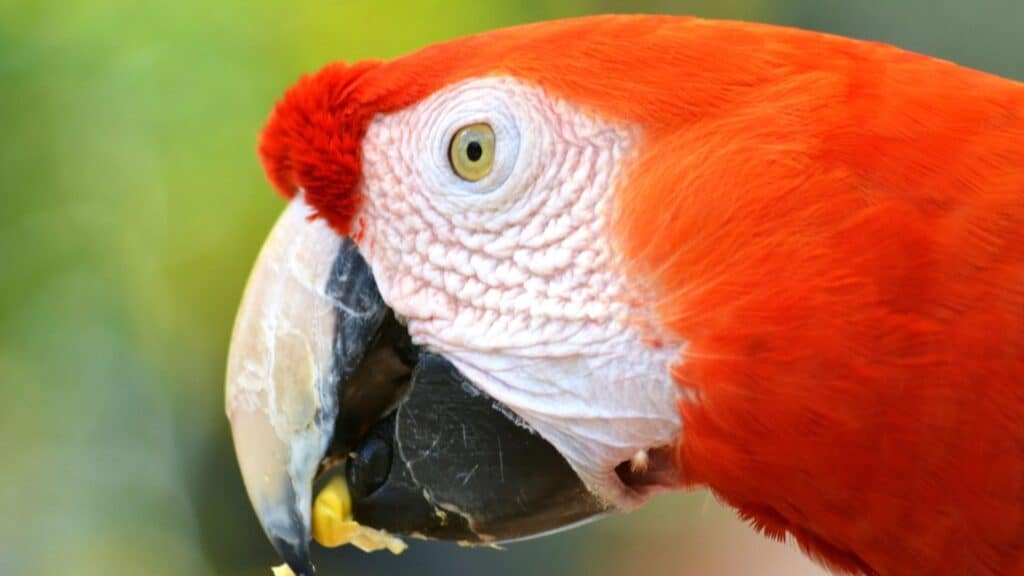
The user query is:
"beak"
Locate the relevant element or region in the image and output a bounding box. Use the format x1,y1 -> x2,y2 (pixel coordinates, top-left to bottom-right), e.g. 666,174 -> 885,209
226,197 -> 609,575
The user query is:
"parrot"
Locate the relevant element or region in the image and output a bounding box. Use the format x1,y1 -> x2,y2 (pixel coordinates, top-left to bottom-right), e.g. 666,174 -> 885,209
224,15 -> 1024,576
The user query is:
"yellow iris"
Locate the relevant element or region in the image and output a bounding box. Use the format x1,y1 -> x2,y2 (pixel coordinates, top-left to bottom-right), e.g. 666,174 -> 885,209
449,123 -> 495,182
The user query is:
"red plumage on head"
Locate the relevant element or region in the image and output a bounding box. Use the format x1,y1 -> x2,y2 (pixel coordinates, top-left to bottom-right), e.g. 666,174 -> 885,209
258,61 -> 382,235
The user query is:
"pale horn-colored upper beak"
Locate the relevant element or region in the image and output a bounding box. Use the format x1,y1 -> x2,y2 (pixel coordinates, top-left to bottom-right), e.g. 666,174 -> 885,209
225,196 -> 341,574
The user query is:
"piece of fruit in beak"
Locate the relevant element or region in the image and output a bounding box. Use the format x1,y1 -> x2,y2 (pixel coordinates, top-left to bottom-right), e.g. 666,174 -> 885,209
227,196 -> 610,576
312,475 -> 407,554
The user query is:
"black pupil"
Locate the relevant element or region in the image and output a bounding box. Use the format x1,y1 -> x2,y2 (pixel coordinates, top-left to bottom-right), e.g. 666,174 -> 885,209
466,140 -> 483,162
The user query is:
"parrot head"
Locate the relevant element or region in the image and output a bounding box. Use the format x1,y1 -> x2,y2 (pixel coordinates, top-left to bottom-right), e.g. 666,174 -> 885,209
227,16 -> 693,575
227,14 -> 1024,576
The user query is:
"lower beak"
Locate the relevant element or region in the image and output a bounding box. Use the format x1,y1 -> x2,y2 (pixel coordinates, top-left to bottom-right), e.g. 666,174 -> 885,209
226,197 -> 608,575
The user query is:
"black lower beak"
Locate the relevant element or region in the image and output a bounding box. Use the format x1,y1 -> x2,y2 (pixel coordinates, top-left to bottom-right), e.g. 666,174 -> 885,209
265,239 -> 607,574
344,352 -> 608,541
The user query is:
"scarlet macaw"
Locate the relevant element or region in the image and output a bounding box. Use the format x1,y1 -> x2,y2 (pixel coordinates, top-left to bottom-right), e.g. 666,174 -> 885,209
225,15 -> 1024,575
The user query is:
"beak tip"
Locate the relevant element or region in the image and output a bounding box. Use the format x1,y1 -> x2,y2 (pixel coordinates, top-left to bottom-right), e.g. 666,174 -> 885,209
271,536 -> 315,576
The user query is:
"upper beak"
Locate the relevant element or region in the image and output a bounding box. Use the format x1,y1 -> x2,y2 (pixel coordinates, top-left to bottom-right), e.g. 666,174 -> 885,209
226,197 -> 608,575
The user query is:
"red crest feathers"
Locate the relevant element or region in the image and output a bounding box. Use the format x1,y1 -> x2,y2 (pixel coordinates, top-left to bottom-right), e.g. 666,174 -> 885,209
258,61 -> 382,235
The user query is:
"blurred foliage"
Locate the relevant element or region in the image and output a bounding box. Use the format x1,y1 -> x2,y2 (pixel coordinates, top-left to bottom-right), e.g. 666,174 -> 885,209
0,1 -> 1019,575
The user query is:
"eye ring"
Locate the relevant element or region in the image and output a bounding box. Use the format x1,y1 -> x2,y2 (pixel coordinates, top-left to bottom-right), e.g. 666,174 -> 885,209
449,123 -> 495,182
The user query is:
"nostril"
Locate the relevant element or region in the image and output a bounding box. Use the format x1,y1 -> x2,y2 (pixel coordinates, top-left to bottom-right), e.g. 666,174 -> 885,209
347,437 -> 393,498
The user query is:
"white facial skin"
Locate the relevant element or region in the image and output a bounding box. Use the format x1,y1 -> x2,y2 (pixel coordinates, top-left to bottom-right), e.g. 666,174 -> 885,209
353,77 -> 683,508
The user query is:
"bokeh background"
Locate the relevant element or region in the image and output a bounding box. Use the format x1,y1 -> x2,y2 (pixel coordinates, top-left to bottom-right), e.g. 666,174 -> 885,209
1,1 -> 1020,575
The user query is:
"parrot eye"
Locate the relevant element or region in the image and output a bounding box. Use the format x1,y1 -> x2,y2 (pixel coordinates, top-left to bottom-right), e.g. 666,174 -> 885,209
448,123 -> 495,182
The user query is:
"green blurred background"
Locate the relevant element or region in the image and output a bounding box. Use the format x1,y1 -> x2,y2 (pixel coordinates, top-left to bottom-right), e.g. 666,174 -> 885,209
1,1 -> 1019,575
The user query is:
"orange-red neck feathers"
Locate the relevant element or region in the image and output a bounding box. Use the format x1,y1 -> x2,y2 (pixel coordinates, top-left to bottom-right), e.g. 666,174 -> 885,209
611,18 -> 1024,576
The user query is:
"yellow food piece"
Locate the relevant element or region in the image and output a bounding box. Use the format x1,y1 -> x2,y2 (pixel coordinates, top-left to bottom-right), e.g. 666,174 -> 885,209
271,564 -> 295,576
312,475 -> 408,555
312,476 -> 356,547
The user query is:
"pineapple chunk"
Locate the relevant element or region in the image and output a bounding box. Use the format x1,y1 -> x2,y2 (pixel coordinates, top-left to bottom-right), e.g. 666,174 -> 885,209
271,565 -> 295,576
312,475 -> 407,554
